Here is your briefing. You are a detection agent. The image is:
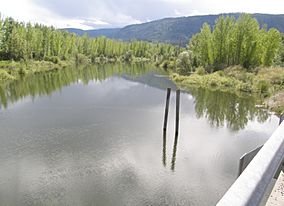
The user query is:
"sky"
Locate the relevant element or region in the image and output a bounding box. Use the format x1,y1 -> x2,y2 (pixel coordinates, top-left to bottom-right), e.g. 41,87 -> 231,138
0,0 -> 284,30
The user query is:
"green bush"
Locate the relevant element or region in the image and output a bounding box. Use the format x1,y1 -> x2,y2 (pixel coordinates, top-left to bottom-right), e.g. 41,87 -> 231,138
160,60 -> 169,70
18,67 -> 27,76
216,70 -> 225,77
122,50 -> 133,62
44,56 -> 60,64
206,76 -> 219,87
0,70 -> 15,81
237,82 -> 252,92
253,79 -> 270,93
220,77 -> 234,87
195,67 -> 206,75
75,54 -> 91,65
176,51 -> 193,74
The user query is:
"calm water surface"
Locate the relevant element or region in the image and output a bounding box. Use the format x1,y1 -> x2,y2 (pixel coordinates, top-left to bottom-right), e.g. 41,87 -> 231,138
0,64 -> 278,205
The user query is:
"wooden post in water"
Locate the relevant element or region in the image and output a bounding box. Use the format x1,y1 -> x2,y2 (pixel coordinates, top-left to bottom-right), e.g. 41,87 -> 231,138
175,89 -> 180,136
163,131 -> 167,167
171,133 -> 179,171
163,88 -> 171,132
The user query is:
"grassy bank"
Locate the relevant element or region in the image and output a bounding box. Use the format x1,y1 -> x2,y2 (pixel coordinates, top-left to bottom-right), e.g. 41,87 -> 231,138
0,60 -> 74,84
171,66 -> 284,114
0,56 -> 153,85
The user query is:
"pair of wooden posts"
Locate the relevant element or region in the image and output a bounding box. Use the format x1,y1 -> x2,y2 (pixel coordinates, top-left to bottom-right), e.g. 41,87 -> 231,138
163,88 -> 180,171
163,88 -> 180,135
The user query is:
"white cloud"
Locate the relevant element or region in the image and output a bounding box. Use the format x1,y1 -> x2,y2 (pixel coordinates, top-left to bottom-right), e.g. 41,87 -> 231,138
189,0 -> 284,15
174,9 -> 182,16
0,0 -> 284,29
0,0 -> 97,29
188,10 -> 205,16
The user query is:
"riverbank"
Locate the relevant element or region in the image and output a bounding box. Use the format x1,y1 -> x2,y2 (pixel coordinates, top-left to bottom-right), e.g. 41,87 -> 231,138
2,60 -> 284,114
171,66 -> 284,115
0,60 -> 74,84
0,57 -> 153,85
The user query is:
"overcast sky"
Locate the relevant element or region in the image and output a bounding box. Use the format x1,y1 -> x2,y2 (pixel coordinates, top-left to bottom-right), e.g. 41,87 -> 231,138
0,0 -> 284,30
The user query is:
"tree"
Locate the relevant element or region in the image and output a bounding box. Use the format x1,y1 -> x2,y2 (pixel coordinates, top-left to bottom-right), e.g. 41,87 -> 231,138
262,28 -> 281,66
176,51 -> 193,74
0,15 -> 179,63
188,14 -> 283,70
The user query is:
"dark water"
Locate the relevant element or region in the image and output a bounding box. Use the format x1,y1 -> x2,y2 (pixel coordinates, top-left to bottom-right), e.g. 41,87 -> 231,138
0,64 -> 278,205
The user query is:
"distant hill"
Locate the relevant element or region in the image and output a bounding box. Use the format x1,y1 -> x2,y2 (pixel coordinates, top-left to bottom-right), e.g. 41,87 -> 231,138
63,13 -> 284,46
64,28 -> 120,38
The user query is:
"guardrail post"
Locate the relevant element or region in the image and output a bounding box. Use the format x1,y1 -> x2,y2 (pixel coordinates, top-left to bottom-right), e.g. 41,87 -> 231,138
279,112 -> 284,125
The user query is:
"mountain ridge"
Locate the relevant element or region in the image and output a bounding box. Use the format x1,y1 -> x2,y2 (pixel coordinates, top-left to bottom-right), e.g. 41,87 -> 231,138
63,13 -> 284,46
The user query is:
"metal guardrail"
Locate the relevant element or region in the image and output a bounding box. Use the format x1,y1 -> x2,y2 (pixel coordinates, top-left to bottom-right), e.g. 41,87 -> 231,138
217,119 -> 284,206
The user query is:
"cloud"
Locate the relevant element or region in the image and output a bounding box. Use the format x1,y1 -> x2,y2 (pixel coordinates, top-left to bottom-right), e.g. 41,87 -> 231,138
0,0 -> 284,30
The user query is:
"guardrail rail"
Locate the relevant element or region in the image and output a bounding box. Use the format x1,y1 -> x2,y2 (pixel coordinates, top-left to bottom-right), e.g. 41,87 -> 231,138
217,119 -> 284,206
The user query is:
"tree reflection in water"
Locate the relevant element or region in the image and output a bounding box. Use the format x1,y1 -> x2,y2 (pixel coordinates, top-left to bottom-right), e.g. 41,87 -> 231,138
189,87 -> 269,131
0,63 -> 156,109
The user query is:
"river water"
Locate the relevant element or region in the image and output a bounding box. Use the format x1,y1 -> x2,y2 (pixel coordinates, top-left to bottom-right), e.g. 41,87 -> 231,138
0,64 -> 278,205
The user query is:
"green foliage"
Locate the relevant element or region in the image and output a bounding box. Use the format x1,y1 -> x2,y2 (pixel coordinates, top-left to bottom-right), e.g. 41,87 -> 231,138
160,59 -> 176,70
189,14 -> 283,70
44,56 -> 60,64
174,71 -> 239,90
75,54 -> 91,65
262,29 -> 282,66
0,60 -> 74,84
195,67 -> 206,75
237,82 -> 252,92
0,16 -> 178,65
122,50 -> 133,62
18,66 -> 27,76
176,51 -> 193,74
253,78 -> 270,93
173,66 -> 284,96
0,70 -> 15,81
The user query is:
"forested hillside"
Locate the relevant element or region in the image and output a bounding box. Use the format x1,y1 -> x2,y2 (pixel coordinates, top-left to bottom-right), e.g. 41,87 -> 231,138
65,28 -> 120,38
65,13 -> 284,46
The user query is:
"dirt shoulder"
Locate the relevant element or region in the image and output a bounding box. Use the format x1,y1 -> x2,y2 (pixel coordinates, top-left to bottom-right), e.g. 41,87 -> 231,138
265,91 -> 284,115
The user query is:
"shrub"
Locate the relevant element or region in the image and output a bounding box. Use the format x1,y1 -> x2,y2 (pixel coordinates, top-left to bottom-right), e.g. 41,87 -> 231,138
216,70 -> 225,76
207,76 -> 219,87
123,50 -> 133,62
18,67 -> 27,76
176,51 -> 193,74
171,73 -> 189,82
253,79 -> 270,93
75,54 -> 91,65
237,82 -> 252,92
160,60 -> 169,70
44,56 -> 60,64
0,70 -> 15,81
195,67 -> 206,75
220,77 -> 234,87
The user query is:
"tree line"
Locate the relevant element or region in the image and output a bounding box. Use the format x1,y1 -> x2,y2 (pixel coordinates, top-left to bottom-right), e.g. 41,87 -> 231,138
0,14 -> 283,73
0,15 -> 178,63
188,14 -> 283,72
